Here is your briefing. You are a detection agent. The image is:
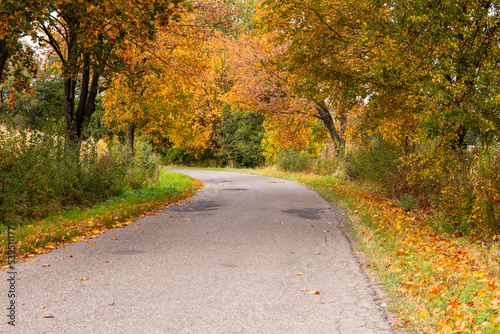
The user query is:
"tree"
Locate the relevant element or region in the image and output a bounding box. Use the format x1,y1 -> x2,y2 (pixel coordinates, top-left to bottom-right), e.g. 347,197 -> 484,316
225,31 -> 347,154
29,0 -> 183,147
103,1 -> 239,156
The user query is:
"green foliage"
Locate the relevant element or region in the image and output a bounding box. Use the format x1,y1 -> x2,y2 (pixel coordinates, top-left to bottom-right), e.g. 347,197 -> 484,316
396,193 -> 420,212
0,126 -> 159,227
126,138 -> 160,189
312,143 -> 347,177
217,110 -> 265,168
11,76 -> 65,132
346,138 -> 402,185
274,147 -> 314,173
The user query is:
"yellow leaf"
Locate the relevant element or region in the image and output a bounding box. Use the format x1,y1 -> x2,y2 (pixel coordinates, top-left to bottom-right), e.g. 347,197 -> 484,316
41,264 -> 50,267
308,290 -> 320,295
418,311 -> 427,319
42,314 -> 55,318
338,224 -> 345,228
80,277 -> 90,280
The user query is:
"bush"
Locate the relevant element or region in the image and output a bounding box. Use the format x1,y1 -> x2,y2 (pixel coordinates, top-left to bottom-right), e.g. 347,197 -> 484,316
312,143 -> 347,176
126,138 -> 160,189
274,147 -> 314,172
0,126 -> 160,226
468,143 -> 500,232
346,138 -> 402,185
396,193 -> 420,212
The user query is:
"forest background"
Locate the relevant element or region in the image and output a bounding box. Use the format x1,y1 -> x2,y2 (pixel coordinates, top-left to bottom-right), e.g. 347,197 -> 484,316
1,0 -> 500,332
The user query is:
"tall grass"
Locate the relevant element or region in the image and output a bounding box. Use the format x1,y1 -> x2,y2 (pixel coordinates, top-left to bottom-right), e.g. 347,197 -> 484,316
0,125 -> 159,227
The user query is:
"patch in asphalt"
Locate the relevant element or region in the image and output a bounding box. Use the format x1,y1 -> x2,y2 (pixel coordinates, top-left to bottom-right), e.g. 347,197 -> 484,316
173,201 -> 221,212
282,207 -> 328,220
112,250 -> 145,255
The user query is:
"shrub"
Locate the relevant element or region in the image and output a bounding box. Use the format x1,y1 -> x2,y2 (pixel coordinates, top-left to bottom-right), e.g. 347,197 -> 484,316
396,193 -> 420,212
0,126 -> 160,227
312,143 -> 347,176
274,147 -> 314,172
346,138 -> 402,185
126,138 -> 160,189
469,143 -> 500,232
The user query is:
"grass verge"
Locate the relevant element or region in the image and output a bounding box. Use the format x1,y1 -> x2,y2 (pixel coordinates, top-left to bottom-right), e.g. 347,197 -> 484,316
194,166 -> 500,333
0,169 -> 202,265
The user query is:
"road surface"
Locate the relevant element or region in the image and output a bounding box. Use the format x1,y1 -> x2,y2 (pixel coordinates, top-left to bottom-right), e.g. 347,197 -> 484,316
3,169 -> 394,333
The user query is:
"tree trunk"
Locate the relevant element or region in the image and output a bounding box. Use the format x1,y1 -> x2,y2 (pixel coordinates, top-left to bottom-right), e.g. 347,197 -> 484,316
0,39 -> 8,86
314,102 -> 345,155
126,123 -> 135,155
63,76 -> 78,148
64,57 -> 101,150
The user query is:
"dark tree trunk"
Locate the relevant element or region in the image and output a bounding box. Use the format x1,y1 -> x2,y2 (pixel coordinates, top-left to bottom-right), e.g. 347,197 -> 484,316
0,39 -> 8,86
63,76 -> 78,148
63,55 -> 101,149
314,102 -> 346,155
126,123 -> 135,155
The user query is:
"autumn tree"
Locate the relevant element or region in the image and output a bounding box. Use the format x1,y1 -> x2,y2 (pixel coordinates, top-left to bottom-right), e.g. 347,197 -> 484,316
27,0 -> 183,147
0,0 -> 42,111
385,0 -> 500,149
103,1 -> 239,156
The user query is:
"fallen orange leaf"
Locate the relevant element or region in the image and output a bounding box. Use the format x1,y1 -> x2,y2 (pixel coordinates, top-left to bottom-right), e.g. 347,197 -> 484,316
42,314 -> 55,318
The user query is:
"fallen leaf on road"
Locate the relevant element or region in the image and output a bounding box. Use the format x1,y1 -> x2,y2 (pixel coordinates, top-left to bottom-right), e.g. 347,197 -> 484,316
323,230 -> 330,232
80,277 -> 89,280
314,252 -> 321,255
42,314 -> 55,318
308,290 -> 321,295
40,306 -> 45,309
338,224 -> 345,228
296,273 -> 303,276
300,288 -> 308,291
310,225 -> 315,227
325,222 -> 332,225
109,302 -> 115,306
340,266 -> 346,269
41,264 -> 50,267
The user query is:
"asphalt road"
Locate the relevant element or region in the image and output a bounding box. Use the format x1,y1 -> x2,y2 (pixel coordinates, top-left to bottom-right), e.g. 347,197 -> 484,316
3,169 -> 394,334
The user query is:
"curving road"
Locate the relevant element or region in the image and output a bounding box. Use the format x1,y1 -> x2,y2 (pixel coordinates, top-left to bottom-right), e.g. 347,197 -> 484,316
4,169 -> 394,334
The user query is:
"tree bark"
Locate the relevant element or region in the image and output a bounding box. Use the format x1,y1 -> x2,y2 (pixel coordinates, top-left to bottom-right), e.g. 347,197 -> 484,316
63,76 -> 77,148
126,123 -> 136,155
0,39 -> 8,86
64,56 -> 101,149
314,102 -> 345,155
